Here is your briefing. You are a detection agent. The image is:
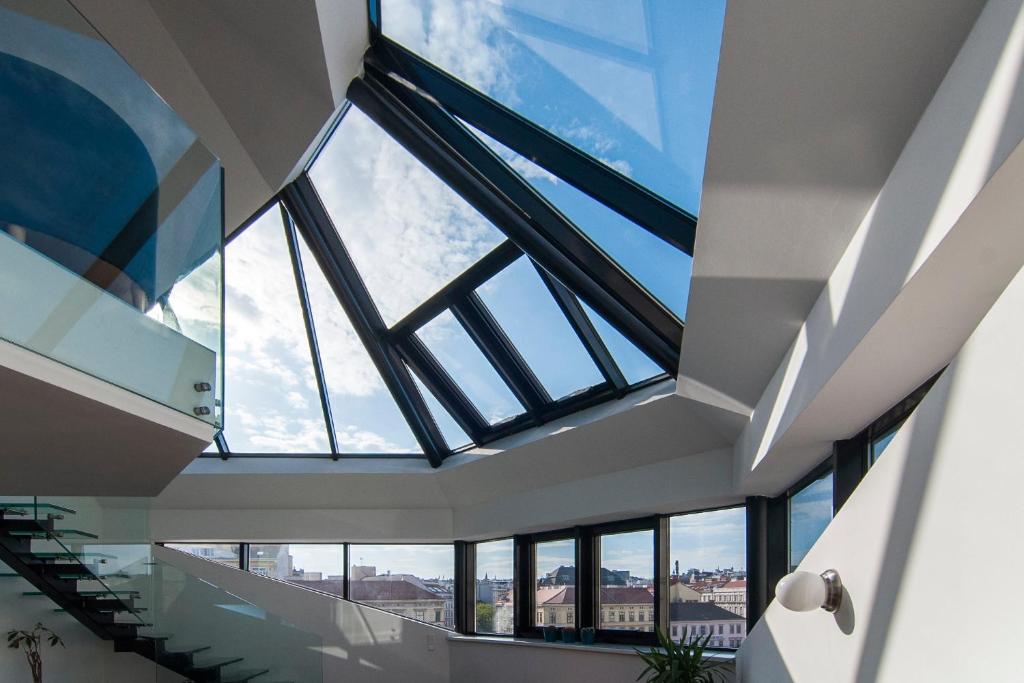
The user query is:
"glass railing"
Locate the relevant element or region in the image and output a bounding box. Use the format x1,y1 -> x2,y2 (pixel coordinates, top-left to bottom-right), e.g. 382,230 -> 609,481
0,2 -> 223,426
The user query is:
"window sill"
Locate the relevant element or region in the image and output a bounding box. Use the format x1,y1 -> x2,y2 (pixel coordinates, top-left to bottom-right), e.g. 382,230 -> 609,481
446,634 -> 736,660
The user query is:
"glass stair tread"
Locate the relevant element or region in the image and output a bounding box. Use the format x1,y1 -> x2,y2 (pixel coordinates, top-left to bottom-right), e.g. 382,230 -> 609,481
191,657 -> 245,670
56,572 -> 130,580
164,644 -> 211,655
21,552 -> 116,559
23,590 -> 138,596
0,502 -> 76,514
138,633 -> 173,640
8,528 -> 99,539
221,669 -> 270,682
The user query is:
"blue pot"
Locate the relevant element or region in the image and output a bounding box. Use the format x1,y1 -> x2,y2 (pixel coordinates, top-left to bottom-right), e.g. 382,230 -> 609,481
580,629 -> 596,645
543,627 -> 558,642
561,628 -> 577,643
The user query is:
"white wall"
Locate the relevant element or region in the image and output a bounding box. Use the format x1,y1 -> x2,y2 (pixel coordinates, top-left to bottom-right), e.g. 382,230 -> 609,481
736,209 -> 1024,682
449,639 -> 735,683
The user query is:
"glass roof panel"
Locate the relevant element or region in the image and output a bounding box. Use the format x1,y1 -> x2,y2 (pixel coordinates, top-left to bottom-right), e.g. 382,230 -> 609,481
383,0 -> 726,214
296,233 -> 422,453
308,106 -> 506,326
475,256 -> 604,399
407,364 -> 473,450
223,207 -> 329,453
417,309 -> 525,424
578,298 -> 663,386
467,124 -> 691,319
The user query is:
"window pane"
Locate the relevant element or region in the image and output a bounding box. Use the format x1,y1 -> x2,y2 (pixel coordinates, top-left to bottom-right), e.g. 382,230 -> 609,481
468,125 -> 691,320
534,538 -> 575,627
308,106 -> 505,325
579,299 -> 663,385
668,508 -> 746,649
349,544 -> 455,629
223,207 -> 329,453
408,364 -> 472,450
297,235 -> 421,453
247,544 -> 345,597
475,539 -> 514,634
597,530 -> 654,632
384,0 -> 726,215
476,257 -> 604,398
417,310 -> 524,424
871,426 -> 899,465
789,471 -> 834,571
165,543 -> 240,568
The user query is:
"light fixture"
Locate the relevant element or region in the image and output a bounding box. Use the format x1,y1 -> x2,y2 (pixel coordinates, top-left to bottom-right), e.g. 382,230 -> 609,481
775,569 -> 843,613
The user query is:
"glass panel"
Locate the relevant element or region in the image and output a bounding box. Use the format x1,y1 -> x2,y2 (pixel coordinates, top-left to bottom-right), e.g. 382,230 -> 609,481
417,310 -> 525,424
164,543 -> 241,568
475,539 -> 514,634
297,234 -> 421,453
248,544 -> 345,596
534,538 -> 575,627
223,207 -> 328,453
597,530 -> 654,632
579,299 -> 663,385
383,0 -> 726,215
408,364 -> 473,450
0,5 -> 223,424
308,106 -> 505,325
476,257 -> 604,398
668,508 -> 747,649
871,425 -> 900,465
789,471 -> 834,571
349,544 -> 455,629
468,125 -> 691,319
147,554 -> 322,682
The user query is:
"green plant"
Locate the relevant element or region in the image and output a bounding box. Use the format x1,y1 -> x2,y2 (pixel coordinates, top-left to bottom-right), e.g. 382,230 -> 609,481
7,623 -> 64,683
635,626 -> 726,683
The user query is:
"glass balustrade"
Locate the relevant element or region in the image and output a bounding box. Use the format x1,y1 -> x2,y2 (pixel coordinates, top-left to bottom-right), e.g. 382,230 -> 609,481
0,2 -> 223,425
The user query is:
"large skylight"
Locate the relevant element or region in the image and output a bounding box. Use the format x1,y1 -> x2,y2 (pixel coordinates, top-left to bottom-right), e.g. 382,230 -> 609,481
308,106 -> 506,326
223,206 -> 329,453
382,0 -> 726,215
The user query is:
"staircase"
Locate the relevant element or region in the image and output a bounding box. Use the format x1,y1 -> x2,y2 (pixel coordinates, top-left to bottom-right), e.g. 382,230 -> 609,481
0,501 -> 287,683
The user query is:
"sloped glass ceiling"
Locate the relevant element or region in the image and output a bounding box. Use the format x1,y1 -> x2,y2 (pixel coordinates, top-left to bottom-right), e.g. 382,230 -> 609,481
382,0 -> 726,216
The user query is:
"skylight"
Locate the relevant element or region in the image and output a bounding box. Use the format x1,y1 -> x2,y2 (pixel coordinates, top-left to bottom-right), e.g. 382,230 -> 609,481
382,0 -> 726,215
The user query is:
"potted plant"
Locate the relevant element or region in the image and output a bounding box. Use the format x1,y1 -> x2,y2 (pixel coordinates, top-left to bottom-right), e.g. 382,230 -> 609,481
542,624 -> 558,642
560,626 -> 576,643
7,623 -> 64,683
580,626 -> 596,645
635,626 -> 726,683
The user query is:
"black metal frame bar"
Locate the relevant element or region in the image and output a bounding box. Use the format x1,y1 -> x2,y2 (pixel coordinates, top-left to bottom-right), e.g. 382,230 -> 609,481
282,176 -> 448,466
281,203 -> 340,457
367,36 -> 697,256
350,68 -> 682,373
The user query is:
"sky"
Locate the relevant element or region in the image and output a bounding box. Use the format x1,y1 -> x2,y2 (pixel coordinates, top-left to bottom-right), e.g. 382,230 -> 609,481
220,0 -> 724,454
788,473 -> 834,570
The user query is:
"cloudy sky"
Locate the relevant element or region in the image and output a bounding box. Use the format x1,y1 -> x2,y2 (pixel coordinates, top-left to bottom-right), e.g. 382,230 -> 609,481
221,0 -> 723,458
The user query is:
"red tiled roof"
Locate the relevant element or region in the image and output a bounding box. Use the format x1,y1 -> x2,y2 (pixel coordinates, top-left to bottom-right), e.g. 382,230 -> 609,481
351,578 -> 441,602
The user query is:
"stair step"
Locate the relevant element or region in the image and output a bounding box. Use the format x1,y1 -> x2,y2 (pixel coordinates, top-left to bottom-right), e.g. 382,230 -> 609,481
23,590 -> 139,597
7,528 -> 99,539
21,552 -> 116,560
0,502 -> 77,515
138,633 -> 173,640
221,669 -> 270,682
164,644 -> 211,655
55,572 -> 130,580
190,656 -> 245,671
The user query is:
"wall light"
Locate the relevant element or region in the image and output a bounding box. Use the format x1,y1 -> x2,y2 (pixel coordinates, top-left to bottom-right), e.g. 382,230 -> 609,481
776,569 -> 843,613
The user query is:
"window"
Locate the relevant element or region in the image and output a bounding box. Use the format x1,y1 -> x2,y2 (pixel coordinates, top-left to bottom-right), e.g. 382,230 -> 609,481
476,257 -> 604,398
223,206 -> 328,452
383,0 -> 726,216
668,507 -> 746,648
348,544 -> 455,629
247,544 -> 344,596
534,538 -> 576,627
870,425 -> 899,465
164,543 -> 240,568
597,529 -> 654,631
475,538 -> 514,634
308,107 -> 505,326
789,468 -> 834,571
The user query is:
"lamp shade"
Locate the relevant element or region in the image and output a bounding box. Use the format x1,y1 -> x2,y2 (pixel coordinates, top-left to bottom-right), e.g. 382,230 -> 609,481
776,569 -> 843,613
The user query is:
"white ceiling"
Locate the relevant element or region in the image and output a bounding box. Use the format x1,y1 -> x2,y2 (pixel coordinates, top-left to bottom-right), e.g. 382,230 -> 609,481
679,0 -> 988,411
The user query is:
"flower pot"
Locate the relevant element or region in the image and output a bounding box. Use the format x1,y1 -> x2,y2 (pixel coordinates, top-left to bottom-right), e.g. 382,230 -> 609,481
561,628 -> 576,644
580,628 -> 596,645
543,626 -> 558,642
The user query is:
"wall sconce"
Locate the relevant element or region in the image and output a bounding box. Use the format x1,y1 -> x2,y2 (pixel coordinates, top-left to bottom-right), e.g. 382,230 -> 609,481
776,569 -> 843,613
